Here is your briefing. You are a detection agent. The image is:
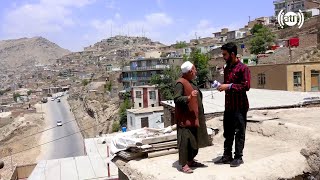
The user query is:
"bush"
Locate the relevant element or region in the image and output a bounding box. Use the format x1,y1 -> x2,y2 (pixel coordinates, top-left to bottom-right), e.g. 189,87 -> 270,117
112,121 -> 121,132
13,93 -> 21,102
82,79 -> 89,86
27,90 -> 32,96
118,98 -> 131,126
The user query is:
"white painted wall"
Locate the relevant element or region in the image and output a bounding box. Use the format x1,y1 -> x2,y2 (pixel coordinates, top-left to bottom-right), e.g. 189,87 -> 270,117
127,111 -> 164,130
306,8 -> 320,16
132,86 -> 159,109
133,87 -> 143,108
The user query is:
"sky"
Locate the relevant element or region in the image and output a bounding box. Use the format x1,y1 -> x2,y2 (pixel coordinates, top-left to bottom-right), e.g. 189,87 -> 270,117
0,0 -> 274,52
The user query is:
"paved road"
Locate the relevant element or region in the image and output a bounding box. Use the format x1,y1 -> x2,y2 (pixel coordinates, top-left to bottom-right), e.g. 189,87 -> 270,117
40,95 -> 85,160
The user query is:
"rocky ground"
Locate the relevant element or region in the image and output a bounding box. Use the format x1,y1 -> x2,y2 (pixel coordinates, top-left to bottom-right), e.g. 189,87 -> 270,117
68,82 -> 121,138
0,103 -> 45,180
114,107 -> 320,180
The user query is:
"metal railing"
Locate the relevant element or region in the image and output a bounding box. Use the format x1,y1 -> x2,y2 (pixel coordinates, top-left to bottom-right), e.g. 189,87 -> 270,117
123,65 -> 171,71
122,76 -> 152,81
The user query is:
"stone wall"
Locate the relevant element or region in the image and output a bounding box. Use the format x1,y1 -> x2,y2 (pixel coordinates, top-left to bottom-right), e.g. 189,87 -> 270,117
162,104 -> 174,127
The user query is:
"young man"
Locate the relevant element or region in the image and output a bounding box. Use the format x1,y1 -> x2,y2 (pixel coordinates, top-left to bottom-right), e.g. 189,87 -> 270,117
174,61 -> 209,173
215,42 -> 251,167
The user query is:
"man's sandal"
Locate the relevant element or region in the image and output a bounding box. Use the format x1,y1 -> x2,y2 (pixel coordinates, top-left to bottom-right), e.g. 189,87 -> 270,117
181,165 -> 193,174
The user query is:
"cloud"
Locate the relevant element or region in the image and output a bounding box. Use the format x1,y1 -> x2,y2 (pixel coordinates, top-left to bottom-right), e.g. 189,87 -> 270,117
145,13 -> 173,26
1,0 -> 94,37
85,12 -> 173,46
176,19 -> 243,43
106,0 -> 119,10
115,13 -> 121,20
40,0 -> 95,8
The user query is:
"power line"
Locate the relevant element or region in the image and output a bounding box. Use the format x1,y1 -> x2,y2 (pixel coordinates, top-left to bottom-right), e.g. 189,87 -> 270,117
0,112 -> 164,159
1,120 -> 108,159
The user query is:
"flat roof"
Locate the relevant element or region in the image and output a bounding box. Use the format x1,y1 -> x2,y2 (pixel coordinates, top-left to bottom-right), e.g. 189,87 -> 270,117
28,136 -> 119,180
132,85 -> 156,88
161,88 -> 320,114
127,106 -> 164,114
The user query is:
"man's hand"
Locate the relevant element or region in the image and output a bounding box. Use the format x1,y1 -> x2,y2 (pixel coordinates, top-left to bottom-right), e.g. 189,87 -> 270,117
217,84 -> 230,92
188,90 -> 198,100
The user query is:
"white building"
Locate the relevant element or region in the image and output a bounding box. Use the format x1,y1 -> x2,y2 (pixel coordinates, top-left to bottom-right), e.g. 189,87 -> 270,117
305,8 -> 320,16
127,106 -> 164,130
131,85 -> 159,109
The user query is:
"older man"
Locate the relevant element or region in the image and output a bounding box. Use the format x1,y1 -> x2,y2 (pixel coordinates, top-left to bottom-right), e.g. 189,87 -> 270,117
174,61 -> 209,174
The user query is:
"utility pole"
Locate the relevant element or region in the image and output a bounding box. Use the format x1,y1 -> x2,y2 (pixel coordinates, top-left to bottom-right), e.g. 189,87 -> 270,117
111,24 -> 113,37
304,65 -> 306,92
288,40 -> 292,62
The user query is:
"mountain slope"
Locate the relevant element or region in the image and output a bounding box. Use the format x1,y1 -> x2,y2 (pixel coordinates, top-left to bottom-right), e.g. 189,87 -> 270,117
0,36 -> 71,68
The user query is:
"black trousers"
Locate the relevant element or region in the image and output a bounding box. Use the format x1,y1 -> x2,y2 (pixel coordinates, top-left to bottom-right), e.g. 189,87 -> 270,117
223,111 -> 247,159
177,127 -> 198,166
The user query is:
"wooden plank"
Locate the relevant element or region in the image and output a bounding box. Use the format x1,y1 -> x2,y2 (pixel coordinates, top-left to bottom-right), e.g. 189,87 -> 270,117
151,141 -> 177,148
142,146 -> 177,152
117,151 -> 146,160
141,134 -> 177,145
148,149 -> 178,158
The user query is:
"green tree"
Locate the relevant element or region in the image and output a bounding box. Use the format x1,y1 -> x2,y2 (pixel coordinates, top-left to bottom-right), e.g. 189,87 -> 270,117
182,54 -> 188,61
249,26 -> 275,54
175,41 -> 187,49
188,48 -> 210,88
151,66 -> 181,100
105,81 -> 112,92
303,12 -> 312,20
112,120 -> 121,132
118,98 -> 131,126
250,24 -> 264,35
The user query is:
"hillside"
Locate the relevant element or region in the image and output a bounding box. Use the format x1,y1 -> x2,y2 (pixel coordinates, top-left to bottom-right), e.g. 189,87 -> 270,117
0,36 -> 70,68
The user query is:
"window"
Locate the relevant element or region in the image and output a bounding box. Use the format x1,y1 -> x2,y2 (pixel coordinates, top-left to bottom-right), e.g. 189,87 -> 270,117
293,72 -> 302,87
139,103 -> 142,107
141,117 -> 149,128
161,115 -> 164,123
258,73 -> 266,85
130,117 -> 133,126
149,91 -> 156,100
136,91 -> 142,98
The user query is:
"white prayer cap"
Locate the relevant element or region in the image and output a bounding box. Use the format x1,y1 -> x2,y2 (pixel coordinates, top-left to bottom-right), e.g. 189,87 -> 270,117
181,61 -> 194,73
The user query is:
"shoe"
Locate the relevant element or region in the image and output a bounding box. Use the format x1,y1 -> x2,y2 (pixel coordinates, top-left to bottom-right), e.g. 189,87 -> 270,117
214,156 -> 233,164
188,161 -> 207,168
181,165 -> 193,174
230,158 -> 244,167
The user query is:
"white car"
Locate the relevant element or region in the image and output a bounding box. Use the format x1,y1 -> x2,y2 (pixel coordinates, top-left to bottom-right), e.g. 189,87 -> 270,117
51,97 -> 55,101
57,120 -> 62,126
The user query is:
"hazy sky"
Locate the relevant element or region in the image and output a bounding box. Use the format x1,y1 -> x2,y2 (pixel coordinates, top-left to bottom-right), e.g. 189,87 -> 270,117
0,0 -> 274,51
